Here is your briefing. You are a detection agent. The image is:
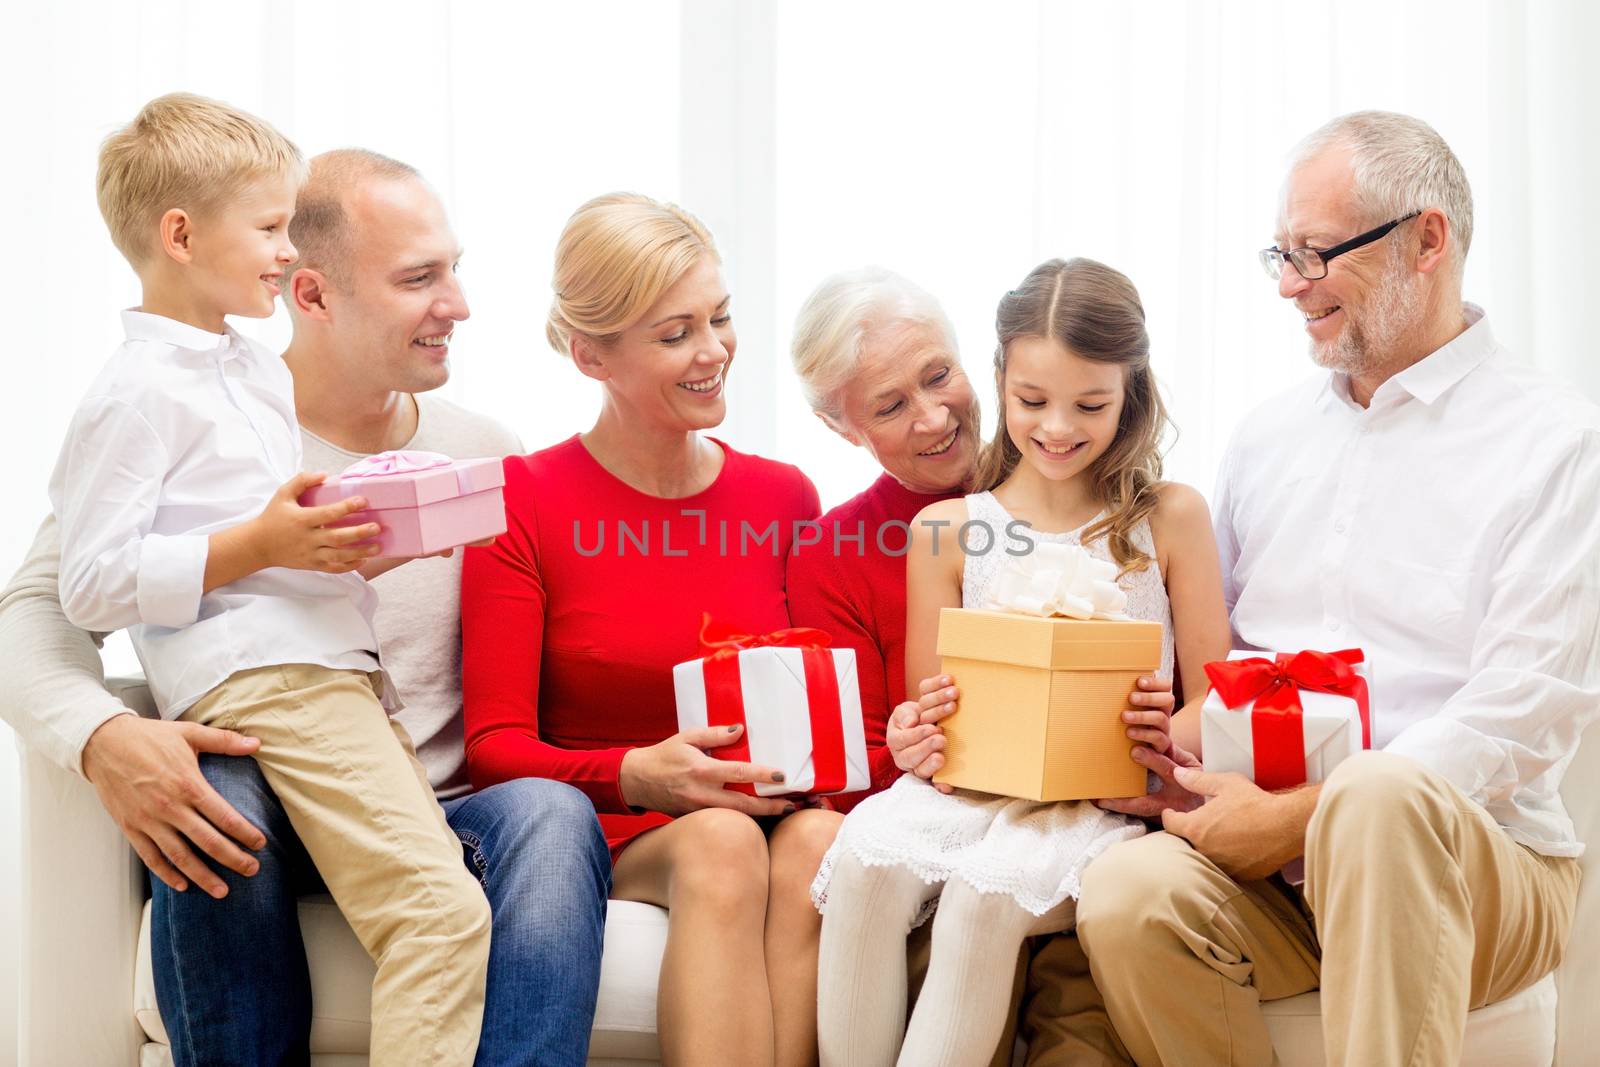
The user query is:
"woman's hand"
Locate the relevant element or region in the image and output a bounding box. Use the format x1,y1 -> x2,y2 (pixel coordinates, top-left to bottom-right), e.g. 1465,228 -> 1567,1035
1121,674 -> 1175,754
618,724 -> 794,818
887,674 -> 960,794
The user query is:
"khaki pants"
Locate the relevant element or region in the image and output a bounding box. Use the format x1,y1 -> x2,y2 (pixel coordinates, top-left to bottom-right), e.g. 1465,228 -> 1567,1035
182,664 -> 492,1066
1024,750 -> 1579,1067
1020,931 -> 1130,1066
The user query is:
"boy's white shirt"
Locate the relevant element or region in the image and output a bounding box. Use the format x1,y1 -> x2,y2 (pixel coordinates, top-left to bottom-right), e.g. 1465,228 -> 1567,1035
45,310 -> 386,719
0,390 -> 520,789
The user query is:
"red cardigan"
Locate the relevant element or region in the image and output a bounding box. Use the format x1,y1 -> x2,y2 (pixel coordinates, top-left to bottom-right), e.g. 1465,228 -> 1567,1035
784,472 -> 959,812
461,435 -> 820,861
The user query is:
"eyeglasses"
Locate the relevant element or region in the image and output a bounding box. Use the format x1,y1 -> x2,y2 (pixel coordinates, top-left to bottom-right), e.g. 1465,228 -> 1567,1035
1259,211 -> 1421,281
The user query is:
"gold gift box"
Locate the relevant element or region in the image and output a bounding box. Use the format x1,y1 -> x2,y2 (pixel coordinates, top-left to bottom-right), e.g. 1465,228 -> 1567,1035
932,608 -> 1163,801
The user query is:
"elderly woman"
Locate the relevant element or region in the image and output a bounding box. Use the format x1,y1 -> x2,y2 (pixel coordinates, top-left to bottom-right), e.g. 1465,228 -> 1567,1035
462,194 -> 841,1067
785,267 -> 982,804
785,267 -> 1177,1065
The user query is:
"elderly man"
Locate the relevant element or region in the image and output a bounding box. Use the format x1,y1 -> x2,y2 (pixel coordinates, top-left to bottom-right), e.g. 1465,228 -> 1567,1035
1059,111 -> 1600,1066
0,150 -> 610,1066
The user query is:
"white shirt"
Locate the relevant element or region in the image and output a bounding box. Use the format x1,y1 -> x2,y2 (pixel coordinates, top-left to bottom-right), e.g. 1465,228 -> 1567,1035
46,311 -> 384,718
1214,305 -> 1600,857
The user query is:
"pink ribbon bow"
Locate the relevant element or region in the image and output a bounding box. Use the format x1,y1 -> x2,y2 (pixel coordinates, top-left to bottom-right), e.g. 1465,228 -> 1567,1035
339,450 -> 454,479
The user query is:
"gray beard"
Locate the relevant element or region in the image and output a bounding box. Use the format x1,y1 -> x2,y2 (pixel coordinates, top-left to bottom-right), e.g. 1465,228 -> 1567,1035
1310,261 -> 1425,378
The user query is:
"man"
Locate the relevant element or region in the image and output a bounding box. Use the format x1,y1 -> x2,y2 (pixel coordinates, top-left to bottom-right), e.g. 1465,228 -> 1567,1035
0,149 -> 610,1067
1059,111 -> 1600,1067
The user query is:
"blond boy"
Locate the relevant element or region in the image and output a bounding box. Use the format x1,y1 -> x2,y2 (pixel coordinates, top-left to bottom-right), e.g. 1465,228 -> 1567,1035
48,93 -> 489,1065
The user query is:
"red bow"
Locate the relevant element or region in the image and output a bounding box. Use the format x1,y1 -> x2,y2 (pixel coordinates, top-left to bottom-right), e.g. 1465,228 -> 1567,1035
1203,649 -> 1370,792
694,614 -> 846,795
697,613 -> 833,658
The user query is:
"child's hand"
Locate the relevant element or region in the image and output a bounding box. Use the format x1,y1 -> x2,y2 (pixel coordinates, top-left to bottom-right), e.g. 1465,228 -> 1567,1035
888,674 -> 960,794
248,472 -> 383,574
1122,674 -> 1175,754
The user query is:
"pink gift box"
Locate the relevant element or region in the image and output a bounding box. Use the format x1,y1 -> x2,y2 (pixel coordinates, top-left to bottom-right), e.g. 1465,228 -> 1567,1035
298,450 -> 507,558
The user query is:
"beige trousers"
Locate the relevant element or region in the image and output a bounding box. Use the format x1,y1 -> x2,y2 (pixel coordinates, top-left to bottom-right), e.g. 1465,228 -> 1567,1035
1029,750 -> 1580,1067
181,664 -> 492,1066
1019,930 -> 1131,1066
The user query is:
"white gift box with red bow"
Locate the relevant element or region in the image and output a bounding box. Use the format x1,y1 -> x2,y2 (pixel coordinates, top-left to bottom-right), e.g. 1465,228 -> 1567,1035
673,628 -> 870,798
1200,648 -> 1373,791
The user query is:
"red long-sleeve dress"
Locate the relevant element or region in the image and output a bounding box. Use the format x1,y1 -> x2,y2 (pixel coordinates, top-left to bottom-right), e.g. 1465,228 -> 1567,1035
784,471 -> 959,812
461,434 -> 820,861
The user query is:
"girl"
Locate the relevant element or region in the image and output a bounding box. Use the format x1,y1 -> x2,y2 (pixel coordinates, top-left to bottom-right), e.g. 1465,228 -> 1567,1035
811,258 -> 1231,1066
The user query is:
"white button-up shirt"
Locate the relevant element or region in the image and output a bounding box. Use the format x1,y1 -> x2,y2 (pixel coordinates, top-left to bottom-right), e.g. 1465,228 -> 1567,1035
47,311 -> 384,718
1214,305 -> 1600,856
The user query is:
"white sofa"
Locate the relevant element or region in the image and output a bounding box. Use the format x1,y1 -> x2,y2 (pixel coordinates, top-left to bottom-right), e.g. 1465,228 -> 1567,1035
14,679 -> 1600,1066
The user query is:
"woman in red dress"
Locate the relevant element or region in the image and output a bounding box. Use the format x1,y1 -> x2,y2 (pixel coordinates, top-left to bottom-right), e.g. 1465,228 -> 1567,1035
461,194 -> 838,1067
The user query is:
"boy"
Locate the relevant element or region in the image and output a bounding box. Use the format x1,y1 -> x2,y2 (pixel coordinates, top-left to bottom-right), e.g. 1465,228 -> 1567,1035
48,93 -> 490,1065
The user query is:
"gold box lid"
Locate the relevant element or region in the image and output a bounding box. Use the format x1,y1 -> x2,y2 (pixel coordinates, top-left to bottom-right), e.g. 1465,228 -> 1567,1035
936,607 -> 1163,670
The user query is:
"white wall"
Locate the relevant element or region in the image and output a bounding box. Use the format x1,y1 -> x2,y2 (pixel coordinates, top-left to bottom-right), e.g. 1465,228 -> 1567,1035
5,1 -> 1598,1058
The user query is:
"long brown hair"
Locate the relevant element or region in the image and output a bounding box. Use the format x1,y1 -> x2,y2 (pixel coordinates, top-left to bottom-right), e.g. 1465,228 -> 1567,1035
970,258 -> 1172,573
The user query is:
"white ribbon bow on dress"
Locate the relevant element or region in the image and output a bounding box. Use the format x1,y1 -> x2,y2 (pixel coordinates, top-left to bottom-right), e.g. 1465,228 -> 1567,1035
983,541 -> 1129,620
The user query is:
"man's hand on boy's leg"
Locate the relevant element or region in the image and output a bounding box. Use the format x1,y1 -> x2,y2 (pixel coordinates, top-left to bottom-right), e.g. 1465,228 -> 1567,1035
81,712 -> 268,897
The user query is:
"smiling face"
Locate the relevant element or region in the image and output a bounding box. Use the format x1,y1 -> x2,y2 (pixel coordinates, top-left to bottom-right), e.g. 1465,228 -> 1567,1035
832,320 -> 979,494
188,171 -> 300,320
588,255 -> 735,432
1002,336 -> 1126,483
1276,148 -> 1425,378
326,176 -> 469,394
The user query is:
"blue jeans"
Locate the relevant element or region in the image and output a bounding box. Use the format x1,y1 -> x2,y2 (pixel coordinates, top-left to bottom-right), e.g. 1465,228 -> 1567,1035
150,754 -> 610,1067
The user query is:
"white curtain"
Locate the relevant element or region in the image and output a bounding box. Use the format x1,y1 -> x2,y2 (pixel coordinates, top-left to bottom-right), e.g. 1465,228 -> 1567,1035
3,2 -> 1596,1054
766,0 -> 1600,504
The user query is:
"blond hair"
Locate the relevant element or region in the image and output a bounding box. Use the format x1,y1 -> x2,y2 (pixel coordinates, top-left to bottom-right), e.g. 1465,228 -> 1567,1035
546,193 -> 718,357
791,266 -> 957,423
96,92 -> 306,267
971,258 -> 1172,574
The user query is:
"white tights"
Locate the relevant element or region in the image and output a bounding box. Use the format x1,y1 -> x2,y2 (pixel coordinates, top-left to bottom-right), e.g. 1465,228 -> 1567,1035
816,852 -> 1075,1067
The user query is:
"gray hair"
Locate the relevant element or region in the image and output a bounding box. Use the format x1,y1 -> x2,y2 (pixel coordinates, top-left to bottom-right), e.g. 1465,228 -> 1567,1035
790,266 -> 958,421
1290,111 -> 1474,270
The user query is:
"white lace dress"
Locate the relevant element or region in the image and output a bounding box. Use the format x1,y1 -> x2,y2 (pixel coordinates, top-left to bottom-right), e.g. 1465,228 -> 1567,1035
811,491 -> 1175,920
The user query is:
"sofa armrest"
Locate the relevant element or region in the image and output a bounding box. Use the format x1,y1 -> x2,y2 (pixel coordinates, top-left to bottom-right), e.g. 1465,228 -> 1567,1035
16,677 -> 154,1066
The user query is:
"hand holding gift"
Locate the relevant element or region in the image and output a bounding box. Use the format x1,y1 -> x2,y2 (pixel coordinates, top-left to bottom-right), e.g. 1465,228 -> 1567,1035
888,674 -> 963,794
899,668 -> 1175,799
244,471 -> 384,574
932,544 -> 1165,802
297,449 -> 507,558
673,614 -> 870,800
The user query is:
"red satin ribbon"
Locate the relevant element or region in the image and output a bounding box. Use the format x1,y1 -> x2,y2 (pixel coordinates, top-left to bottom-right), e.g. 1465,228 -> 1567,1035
695,614 -> 846,796
1203,649 -> 1370,792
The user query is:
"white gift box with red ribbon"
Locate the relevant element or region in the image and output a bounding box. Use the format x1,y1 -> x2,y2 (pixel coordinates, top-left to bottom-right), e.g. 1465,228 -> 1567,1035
1200,648 -> 1373,790
672,618 -> 870,798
